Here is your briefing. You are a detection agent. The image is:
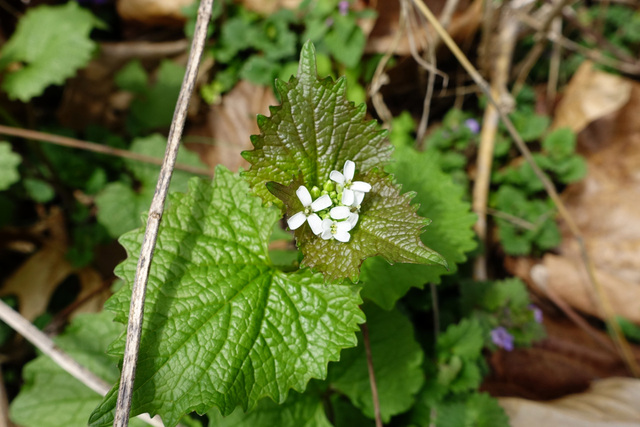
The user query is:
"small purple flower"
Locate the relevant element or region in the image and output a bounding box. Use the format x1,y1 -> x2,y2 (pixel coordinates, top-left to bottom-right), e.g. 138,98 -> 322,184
464,118 -> 480,134
491,327 -> 514,351
325,17 -> 334,27
339,0 -> 350,16
529,304 -> 543,324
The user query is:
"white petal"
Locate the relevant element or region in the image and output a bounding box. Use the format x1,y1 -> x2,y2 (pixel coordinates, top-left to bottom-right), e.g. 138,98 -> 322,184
307,214 -> 323,235
330,170 -> 345,185
321,229 -> 333,240
310,194 -> 332,212
351,181 -> 371,193
347,213 -> 359,228
343,160 -> 355,181
296,185 -> 312,207
353,191 -> 365,207
337,220 -> 353,232
342,188 -> 355,206
287,211 -> 306,230
321,218 -> 333,231
334,229 -> 351,243
330,206 -> 350,220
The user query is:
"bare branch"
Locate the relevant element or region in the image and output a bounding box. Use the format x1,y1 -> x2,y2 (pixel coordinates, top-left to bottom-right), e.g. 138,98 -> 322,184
0,300 -> 163,427
0,125 -> 213,177
113,1 -> 215,426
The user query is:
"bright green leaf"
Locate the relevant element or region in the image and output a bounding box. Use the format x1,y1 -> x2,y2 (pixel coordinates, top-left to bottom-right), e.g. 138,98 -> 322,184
360,145 -> 477,309
23,178 -> 55,203
128,60 -> 185,133
90,168 -> 364,427
0,2 -> 104,101
0,142 -> 21,190
207,391 -> 332,427
436,393 -> 510,427
542,127 -> 575,159
329,303 -> 424,422
510,111 -> 550,142
114,60 -> 148,93
95,134 -> 205,238
9,312 -> 146,427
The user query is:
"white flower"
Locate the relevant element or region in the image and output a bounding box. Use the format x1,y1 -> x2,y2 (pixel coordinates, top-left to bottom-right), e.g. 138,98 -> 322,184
320,218 -> 353,242
287,185 -> 332,235
330,160 -> 372,206
347,191 -> 364,228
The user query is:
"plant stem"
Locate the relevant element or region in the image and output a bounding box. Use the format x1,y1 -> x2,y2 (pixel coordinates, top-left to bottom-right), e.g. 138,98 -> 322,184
113,1 -> 215,426
362,323 -> 383,427
0,125 -> 213,177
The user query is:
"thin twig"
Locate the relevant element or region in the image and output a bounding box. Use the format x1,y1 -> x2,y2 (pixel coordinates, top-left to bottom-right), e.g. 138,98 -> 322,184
361,323 -> 383,427
516,9 -> 640,75
472,1 -> 522,280
511,0 -> 575,96
0,125 -> 213,177
410,0 -> 640,377
547,16 -> 562,109
113,1 -> 214,425
0,366 -> 12,427
0,300 -> 163,427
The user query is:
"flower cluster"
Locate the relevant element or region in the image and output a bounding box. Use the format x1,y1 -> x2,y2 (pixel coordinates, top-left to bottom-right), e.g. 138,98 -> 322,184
287,160 -> 371,243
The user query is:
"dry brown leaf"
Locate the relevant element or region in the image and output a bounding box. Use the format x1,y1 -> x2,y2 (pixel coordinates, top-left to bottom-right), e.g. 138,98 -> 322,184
508,69 -> 640,323
552,61 -> 632,133
500,378 -> 640,427
0,208 -> 108,321
240,0 -> 302,14
186,80 -> 277,171
482,310 -> 640,401
116,0 -> 194,26
365,0 -> 482,55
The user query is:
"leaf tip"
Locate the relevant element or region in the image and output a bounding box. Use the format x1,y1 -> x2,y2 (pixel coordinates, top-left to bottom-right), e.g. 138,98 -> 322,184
298,40 -> 317,84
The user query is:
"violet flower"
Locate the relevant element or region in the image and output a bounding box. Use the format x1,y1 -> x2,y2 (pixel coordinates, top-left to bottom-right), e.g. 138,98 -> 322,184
528,304 -> 543,324
491,327 -> 514,351
339,0 -> 350,16
464,118 -> 480,134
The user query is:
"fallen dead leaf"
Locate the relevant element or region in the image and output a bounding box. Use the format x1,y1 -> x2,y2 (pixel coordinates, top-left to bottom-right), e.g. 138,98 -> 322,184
186,80 -> 277,171
116,0 -> 195,26
365,0 -> 482,55
552,61 -> 632,134
500,377 -> 640,427
507,66 -> 640,324
482,310 -> 640,401
0,208 -> 108,322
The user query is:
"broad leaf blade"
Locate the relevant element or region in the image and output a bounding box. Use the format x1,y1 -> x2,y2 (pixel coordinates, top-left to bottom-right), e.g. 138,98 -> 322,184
9,312 -> 145,427
242,41 -> 391,205
207,391 -> 332,427
0,142 -> 21,190
0,3 -> 103,101
329,303 -> 425,422
90,167 -> 364,427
